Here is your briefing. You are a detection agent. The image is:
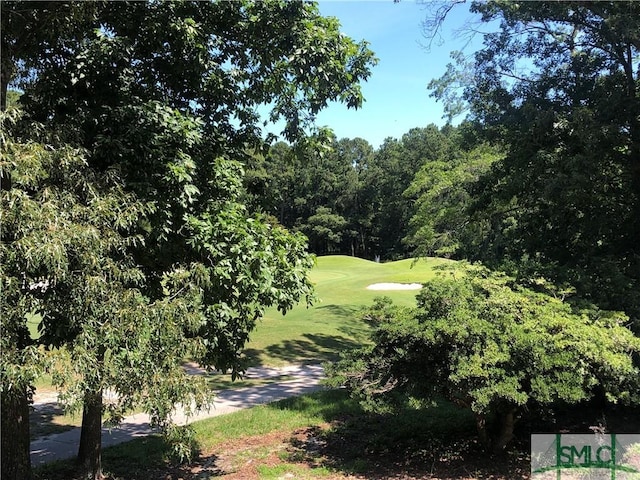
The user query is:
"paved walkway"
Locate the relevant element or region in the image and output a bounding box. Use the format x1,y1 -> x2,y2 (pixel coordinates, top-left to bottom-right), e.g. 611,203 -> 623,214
30,364 -> 325,466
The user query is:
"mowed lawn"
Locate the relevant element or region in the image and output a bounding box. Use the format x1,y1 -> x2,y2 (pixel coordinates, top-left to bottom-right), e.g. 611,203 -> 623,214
243,255 -> 453,367
27,255 -> 452,377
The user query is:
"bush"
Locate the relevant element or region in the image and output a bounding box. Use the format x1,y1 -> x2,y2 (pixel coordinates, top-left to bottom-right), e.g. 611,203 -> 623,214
328,265 -> 640,452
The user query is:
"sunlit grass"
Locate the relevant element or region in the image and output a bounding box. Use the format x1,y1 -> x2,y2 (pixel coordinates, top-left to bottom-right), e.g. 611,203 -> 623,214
256,463 -> 334,479
29,255 -> 452,447
244,255 -> 452,366
29,256 -> 450,375
191,389 -> 361,450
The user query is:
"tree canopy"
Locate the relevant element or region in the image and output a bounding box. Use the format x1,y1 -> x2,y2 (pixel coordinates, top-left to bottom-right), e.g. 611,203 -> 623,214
428,1 -> 640,322
246,125 -> 468,260
1,1 -> 377,478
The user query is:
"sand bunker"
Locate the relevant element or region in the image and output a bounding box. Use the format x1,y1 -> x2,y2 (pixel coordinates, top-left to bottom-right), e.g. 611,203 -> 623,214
366,283 -> 423,291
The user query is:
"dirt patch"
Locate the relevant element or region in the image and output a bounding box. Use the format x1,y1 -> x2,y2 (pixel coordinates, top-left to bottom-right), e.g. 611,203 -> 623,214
161,428 -> 333,480
198,430 -> 291,479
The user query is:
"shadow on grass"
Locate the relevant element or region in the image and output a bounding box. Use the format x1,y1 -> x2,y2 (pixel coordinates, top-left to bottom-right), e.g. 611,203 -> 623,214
244,332 -> 365,366
34,434 -> 222,480
273,390 -> 531,479
33,390 -> 527,480
102,434 -> 224,480
314,303 -> 363,318
317,303 -> 372,337
274,392 -> 640,480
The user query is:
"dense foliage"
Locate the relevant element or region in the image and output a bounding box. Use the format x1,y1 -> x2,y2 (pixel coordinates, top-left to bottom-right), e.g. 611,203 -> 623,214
430,1 -> 640,323
328,266 -> 640,452
247,124 -> 495,260
1,1 -> 376,478
1,111 -> 209,477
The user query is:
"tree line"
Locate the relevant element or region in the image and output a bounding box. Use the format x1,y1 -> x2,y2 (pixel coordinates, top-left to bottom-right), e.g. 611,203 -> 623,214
243,124 -> 498,261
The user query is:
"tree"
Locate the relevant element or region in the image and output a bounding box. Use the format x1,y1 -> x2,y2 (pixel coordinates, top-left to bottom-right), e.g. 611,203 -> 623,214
404,129 -> 502,258
254,127 -> 490,261
428,1 -> 640,323
303,206 -> 348,255
366,126 -> 450,260
248,135 -> 376,258
7,0 -> 376,148
1,1 -> 376,478
328,265 -> 640,453
333,137 -> 375,257
291,136 -> 374,257
1,108 -> 151,478
1,108 -> 221,478
0,110 -> 66,480
247,141 -> 304,227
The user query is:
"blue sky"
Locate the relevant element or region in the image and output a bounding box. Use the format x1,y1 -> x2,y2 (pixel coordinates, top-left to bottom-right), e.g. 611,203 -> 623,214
309,1 -> 484,148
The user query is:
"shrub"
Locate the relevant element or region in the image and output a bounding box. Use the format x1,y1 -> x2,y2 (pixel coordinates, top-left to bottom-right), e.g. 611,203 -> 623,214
328,266 -> 640,452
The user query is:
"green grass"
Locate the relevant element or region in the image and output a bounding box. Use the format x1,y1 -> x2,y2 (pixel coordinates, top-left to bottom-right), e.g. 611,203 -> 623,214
29,255 -> 449,371
34,389 -> 477,480
191,389 -> 363,450
256,463 -> 334,479
244,255 -> 453,366
28,255 -> 449,373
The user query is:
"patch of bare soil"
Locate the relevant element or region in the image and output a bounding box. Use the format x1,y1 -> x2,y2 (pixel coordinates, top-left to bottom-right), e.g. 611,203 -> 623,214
159,428 -> 331,480
196,430 -> 295,479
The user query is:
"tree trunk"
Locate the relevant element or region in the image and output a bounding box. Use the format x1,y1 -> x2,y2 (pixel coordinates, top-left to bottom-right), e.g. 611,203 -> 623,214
0,57 -> 12,112
475,413 -> 489,450
77,389 -> 104,480
492,408 -> 517,453
1,386 -> 32,480
475,408 -> 517,453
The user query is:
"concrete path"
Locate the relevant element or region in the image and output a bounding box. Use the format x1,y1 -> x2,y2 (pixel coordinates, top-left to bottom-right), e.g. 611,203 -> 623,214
30,364 -> 325,466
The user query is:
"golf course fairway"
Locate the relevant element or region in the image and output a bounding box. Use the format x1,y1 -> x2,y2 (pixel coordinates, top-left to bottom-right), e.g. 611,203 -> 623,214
245,255 -> 454,367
